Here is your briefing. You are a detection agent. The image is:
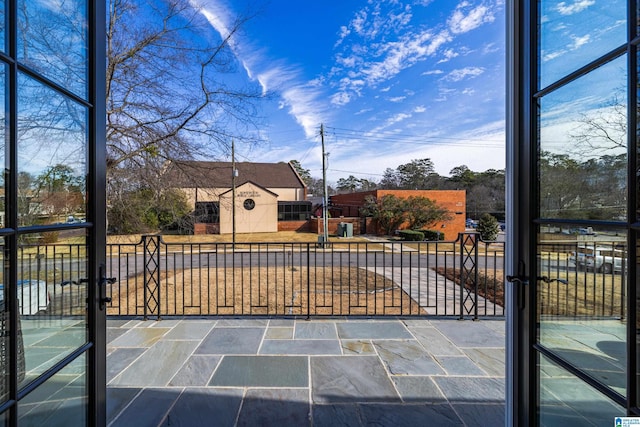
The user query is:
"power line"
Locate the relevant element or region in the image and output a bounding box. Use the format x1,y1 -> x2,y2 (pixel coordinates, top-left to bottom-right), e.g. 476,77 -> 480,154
328,169 -> 387,177
324,126 -> 504,147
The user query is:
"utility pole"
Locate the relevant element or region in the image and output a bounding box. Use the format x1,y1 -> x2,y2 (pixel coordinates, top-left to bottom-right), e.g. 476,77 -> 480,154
232,139 -> 237,248
320,124 -> 329,245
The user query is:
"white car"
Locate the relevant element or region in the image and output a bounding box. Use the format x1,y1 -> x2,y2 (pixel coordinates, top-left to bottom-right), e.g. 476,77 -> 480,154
569,246 -> 626,274
0,280 -> 50,315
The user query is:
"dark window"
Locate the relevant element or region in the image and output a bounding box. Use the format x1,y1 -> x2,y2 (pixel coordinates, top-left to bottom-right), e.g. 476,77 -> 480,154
194,202 -> 219,223
277,201 -> 311,221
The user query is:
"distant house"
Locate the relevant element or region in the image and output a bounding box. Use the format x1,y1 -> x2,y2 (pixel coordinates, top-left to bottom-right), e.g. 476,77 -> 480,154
162,161 -> 310,234
329,190 -> 466,240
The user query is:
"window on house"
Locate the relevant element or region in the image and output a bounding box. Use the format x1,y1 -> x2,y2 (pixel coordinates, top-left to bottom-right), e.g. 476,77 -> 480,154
194,202 -> 219,223
277,201 -> 311,221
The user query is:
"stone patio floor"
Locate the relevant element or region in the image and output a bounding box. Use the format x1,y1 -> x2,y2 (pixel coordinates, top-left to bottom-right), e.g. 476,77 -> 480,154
106,317 -> 506,427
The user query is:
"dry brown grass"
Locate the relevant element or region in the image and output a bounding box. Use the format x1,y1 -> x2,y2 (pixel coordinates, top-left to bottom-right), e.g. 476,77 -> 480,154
108,266 -> 425,317
105,233 -> 385,256
435,267 -> 505,308
435,267 -> 624,318
538,272 -> 624,317
403,241 -> 504,256
107,231 -> 370,244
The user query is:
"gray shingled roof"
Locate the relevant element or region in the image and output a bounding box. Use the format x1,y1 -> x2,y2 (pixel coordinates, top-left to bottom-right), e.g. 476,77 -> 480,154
163,161 -> 306,189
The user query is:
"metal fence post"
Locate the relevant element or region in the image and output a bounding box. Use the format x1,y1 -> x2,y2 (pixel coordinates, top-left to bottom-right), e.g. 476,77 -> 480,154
142,235 -> 161,320
142,235 -> 148,320
306,243 -> 311,320
459,232 -> 480,320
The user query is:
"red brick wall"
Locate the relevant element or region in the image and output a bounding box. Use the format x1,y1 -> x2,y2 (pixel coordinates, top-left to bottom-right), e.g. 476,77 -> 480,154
194,223 -> 219,234
330,190 -> 465,240
277,221 -> 310,232
309,218 -> 361,235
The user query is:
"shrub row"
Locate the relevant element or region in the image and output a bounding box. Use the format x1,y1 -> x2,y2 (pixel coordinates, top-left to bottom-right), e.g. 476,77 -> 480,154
419,229 -> 446,241
398,229 -> 446,241
398,230 -> 424,241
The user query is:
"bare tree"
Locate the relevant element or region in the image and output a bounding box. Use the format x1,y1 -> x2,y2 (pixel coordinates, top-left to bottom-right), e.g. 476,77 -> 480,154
107,0 -> 265,170
105,0 -> 269,232
13,0 -> 267,232
569,94 -> 627,156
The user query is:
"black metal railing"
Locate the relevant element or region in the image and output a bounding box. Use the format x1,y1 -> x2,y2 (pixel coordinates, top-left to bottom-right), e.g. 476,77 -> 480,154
12,233 -> 626,320
537,239 -> 626,319
103,233 -> 506,319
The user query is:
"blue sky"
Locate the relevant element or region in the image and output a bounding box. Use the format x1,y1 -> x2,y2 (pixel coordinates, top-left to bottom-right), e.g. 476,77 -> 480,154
198,0 -> 506,180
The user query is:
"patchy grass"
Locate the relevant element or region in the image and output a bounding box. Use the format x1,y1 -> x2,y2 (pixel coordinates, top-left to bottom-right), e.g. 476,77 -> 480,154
434,267 -> 624,318
403,241 -> 504,256
107,231 -> 370,244
537,272 -> 624,317
108,266 -> 425,317
105,233 -> 387,255
435,267 -> 505,308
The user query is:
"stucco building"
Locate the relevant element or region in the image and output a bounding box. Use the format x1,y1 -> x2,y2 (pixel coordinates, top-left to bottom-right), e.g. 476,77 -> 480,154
162,161 -> 309,234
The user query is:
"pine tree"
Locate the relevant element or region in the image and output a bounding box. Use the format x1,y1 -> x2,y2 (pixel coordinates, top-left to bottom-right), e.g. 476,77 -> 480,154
476,213 -> 500,241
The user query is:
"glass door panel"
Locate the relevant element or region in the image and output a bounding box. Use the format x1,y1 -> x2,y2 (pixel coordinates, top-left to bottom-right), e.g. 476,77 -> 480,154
537,226 -> 627,396
539,353 -> 624,426
512,0 -> 634,424
538,0 -> 627,89
17,233 -> 88,389
17,0 -> 88,99
0,0 -> 104,420
16,73 -> 87,228
539,55 -> 627,223
0,236 -> 11,404
18,352 -> 87,425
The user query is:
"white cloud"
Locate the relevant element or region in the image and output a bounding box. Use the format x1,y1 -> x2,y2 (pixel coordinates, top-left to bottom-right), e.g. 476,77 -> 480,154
192,1 -> 253,77
259,66 -> 330,136
352,10 -> 368,35
335,25 -> 351,47
422,69 -> 444,75
387,113 -> 412,125
557,0 -> 595,15
336,54 -> 359,68
435,87 -> 456,101
448,3 -> 495,35
380,86 -> 392,92
325,1 -> 501,107
462,88 -> 475,95
355,29 -> 451,88
331,91 -> 352,106
482,42 -> 500,54
317,122 -> 506,177
542,50 -> 565,62
196,0 -> 329,138
389,8 -> 413,28
437,48 -> 459,63
444,67 -> 485,82
569,34 -> 590,50
389,96 -> 406,102
414,106 -> 426,113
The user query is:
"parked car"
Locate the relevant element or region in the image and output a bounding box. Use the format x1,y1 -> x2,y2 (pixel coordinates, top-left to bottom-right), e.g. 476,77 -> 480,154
466,219 -> 477,228
0,280 -> 50,315
561,227 -> 597,235
568,246 -> 625,274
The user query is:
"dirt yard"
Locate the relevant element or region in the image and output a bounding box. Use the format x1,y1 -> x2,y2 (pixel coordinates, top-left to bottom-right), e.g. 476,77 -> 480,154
108,266 -> 425,317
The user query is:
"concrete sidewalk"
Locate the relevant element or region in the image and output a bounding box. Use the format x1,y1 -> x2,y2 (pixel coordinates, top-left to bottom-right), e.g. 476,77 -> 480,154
107,317 -> 505,426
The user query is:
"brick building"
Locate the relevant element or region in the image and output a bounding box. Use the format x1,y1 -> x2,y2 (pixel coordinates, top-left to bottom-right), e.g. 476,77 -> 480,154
329,190 -> 466,240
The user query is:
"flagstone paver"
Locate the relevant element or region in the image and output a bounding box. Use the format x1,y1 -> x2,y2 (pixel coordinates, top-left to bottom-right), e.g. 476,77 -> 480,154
106,317 -> 506,427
